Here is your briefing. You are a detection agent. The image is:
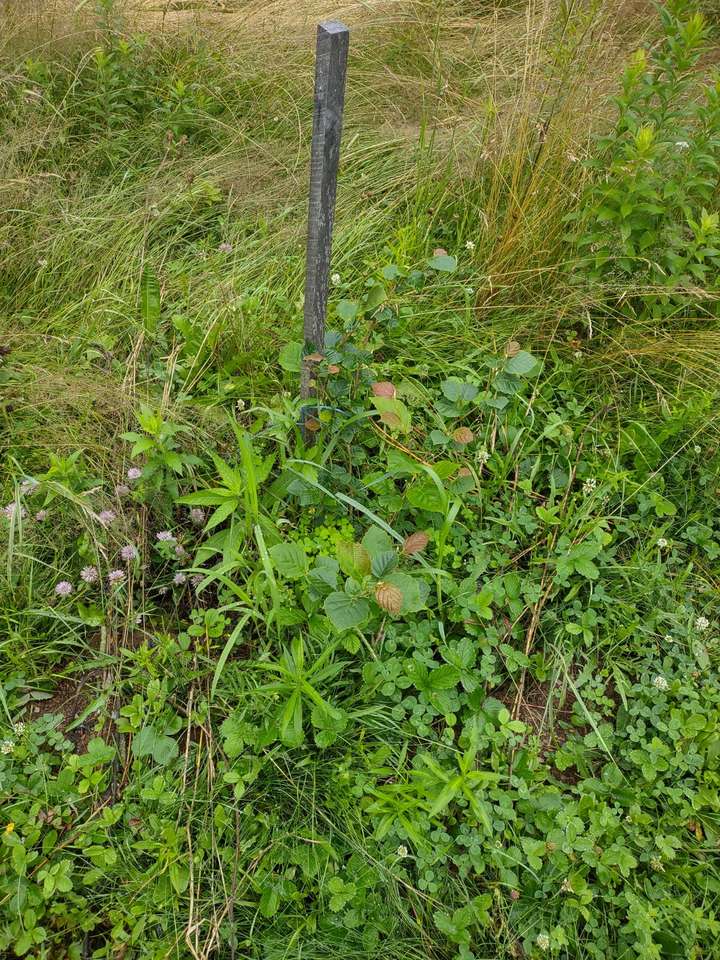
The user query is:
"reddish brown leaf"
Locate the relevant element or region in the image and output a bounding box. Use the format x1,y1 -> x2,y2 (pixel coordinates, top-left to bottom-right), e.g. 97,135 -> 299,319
306,352 -> 324,363
327,364 -> 341,374
375,581 -> 403,615
380,411 -> 401,429
453,427 -> 474,445
371,381 -> 397,399
505,340 -> 521,357
402,531 -> 430,556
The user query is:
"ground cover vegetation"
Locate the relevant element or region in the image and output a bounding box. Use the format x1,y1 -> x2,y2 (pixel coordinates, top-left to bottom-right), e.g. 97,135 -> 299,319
1,0 -> 720,957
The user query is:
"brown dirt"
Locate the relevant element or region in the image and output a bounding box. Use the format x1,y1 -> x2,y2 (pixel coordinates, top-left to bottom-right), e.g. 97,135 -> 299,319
30,669 -> 104,753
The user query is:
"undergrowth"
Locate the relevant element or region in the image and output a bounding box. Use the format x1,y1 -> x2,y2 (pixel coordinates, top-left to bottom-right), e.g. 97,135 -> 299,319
1,1 -> 719,959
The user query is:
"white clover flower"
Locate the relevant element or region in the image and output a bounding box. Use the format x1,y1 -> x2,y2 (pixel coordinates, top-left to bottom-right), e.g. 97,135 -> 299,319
536,933 -> 550,951
583,478 -> 597,495
656,538 -> 668,549
465,240 -> 476,252
173,572 -> 187,585
127,467 -> 143,481
665,634 -> 676,644
396,845 -> 408,858
695,616 -> 710,632
560,877 -> 573,893
13,722 -> 25,736
652,674 -> 669,691
476,448 -> 490,465
675,141 -> 689,149
1,740 -> 14,755
330,272 -> 341,286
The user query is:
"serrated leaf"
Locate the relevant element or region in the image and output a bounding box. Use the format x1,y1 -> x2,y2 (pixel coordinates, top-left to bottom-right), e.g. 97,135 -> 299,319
337,541 -> 371,580
269,542 -> 307,580
324,592 -> 370,632
279,341 -> 303,372
371,550 -> 398,578
505,350 -> 540,376
427,254 -> 458,272
374,581 -> 403,614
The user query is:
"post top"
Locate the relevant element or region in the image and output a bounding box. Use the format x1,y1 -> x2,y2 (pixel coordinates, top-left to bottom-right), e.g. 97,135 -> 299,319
318,20 -> 349,35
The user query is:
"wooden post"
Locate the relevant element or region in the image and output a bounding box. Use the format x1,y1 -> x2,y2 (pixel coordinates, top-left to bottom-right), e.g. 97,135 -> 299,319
301,20 -> 350,419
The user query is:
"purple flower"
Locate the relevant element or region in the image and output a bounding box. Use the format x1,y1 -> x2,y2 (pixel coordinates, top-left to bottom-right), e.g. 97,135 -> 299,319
120,545 -> 138,562
98,510 -> 116,527
190,508 -> 205,526
173,572 -> 187,586
55,581 -> 74,597
35,510 -> 48,522
81,566 -> 99,584
115,484 -> 131,497
156,531 -> 175,542
191,574 -> 204,588
218,242 -> 233,254
3,503 -> 26,521
108,569 -> 126,586
175,544 -> 188,559
127,467 -> 142,481
20,479 -> 39,495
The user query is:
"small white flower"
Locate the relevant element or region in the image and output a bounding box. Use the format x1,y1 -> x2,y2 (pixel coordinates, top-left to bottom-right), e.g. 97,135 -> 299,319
566,152 -> 579,163
13,722 -> 25,736
156,531 -> 176,542
675,141 -> 689,149
108,569 -> 126,586
98,510 -> 116,527
693,445 -> 701,454
173,572 -> 187,586
190,508 -> 205,526
37,258 -> 48,268
54,581 -> 73,597
396,845 -> 408,858
652,674 -> 669,691
536,933 -> 550,951
650,857 -> 665,871
573,350 -> 583,359
127,467 -> 143,481
20,479 -> 39,495
560,877 -> 573,893
0,740 -> 14,755
81,566 -> 99,584
583,478 -> 597,495
330,272 -> 341,286
465,240 -> 476,252
665,634 -> 676,644
695,615 -> 710,632
657,538 -> 668,549
34,510 -> 47,522
476,448 -> 490,465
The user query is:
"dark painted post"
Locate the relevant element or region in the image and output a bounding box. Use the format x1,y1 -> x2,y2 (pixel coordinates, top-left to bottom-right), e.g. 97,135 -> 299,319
301,20 -> 350,425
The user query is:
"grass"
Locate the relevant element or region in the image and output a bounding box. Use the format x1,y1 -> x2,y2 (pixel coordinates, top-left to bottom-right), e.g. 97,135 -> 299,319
1,1 -> 720,958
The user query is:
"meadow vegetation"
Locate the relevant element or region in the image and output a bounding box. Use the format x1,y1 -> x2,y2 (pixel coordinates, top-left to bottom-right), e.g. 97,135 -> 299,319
1,0 -> 720,958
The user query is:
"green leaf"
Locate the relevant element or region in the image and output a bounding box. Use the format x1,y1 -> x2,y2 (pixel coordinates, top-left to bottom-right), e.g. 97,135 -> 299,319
505,350 -> 540,376
337,541 -> 371,580
441,378 -> 479,403
169,862 -> 189,894
384,572 -> 428,613
427,253 -> 458,272
336,299 -> 359,321
132,725 -> 179,766
371,550 -> 398,578
371,397 -> 411,432
364,283 -> 387,312
140,265 -> 161,334
324,592 -> 370,632
279,341 -> 303,372
259,886 -> 280,918
269,542 -> 308,580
